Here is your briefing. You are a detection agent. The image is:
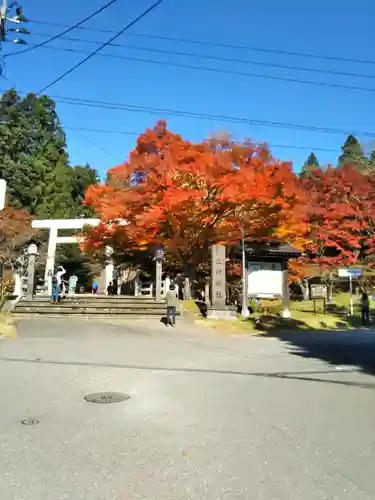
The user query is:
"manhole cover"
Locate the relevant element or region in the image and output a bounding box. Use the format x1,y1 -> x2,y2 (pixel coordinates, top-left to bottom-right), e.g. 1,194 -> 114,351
21,418 -> 40,425
84,392 -> 130,404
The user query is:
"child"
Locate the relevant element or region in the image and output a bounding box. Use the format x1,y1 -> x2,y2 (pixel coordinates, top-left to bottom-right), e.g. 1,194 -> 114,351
92,280 -> 99,295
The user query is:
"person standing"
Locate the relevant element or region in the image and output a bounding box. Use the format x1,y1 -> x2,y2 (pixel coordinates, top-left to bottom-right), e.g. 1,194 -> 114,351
92,280 -> 99,295
51,276 -> 60,304
112,267 -> 119,295
361,292 -> 370,325
68,274 -> 78,295
56,265 -> 66,286
165,283 -> 179,327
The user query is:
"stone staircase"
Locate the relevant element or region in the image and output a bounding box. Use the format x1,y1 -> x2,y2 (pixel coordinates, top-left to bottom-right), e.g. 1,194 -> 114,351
12,295 -> 176,319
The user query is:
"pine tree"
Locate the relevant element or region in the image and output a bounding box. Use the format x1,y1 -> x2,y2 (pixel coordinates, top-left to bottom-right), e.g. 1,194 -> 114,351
300,152 -> 320,178
338,134 -> 367,170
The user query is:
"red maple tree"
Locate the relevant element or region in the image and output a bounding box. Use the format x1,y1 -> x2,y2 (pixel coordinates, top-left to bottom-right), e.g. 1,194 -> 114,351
0,206 -> 32,267
85,122 -> 307,285
301,165 -> 375,270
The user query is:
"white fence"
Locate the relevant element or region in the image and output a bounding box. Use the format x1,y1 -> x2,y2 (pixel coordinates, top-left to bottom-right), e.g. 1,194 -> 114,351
134,277 -> 179,298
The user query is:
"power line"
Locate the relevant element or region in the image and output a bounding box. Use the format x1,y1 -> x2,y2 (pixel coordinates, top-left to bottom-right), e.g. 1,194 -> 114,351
36,45 -> 375,94
2,86 -> 373,138
71,131 -> 123,161
0,76 -> 122,161
49,94 -> 375,138
64,125 -> 338,153
5,0 -> 119,58
38,0 -> 164,94
27,18 -> 375,67
20,31 -> 375,81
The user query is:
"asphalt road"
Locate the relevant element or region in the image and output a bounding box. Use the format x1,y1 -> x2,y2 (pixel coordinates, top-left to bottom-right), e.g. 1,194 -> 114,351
1,318 -> 375,500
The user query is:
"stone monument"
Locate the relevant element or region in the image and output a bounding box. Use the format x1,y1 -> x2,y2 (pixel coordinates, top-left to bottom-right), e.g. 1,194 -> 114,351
207,244 -> 236,320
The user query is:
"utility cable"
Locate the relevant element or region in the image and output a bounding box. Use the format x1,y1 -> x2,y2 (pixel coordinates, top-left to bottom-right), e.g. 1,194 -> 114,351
28,18 -> 375,67
63,125 -> 339,153
5,0 -> 119,58
37,45 -> 375,94
50,94 -> 375,138
38,0 -> 164,94
26,31 -> 375,81
2,86 -> 373,138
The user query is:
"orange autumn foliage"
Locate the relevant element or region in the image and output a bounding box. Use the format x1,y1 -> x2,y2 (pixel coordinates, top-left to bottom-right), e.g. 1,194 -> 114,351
84,122 -> 307,273
0,206 -> 32,264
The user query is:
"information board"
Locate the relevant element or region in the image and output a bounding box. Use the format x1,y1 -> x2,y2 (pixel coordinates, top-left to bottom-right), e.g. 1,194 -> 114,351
248,261 -> 282,298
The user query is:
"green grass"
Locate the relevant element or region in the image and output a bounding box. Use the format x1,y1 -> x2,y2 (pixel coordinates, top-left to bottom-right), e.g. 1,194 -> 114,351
181,294 -> 366,334
0,314 -> 17,338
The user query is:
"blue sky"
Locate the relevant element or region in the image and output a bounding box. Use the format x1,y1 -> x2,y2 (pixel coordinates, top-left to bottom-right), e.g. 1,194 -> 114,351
1,0 -> 374,178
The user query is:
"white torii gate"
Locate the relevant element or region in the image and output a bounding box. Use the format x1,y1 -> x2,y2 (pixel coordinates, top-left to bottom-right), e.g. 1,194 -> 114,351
32,218 -> 101,295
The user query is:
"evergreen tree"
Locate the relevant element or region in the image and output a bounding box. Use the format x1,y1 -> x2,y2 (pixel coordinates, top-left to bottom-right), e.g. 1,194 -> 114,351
368,150 -> 375,170
70,164 -> 99,216
300,152 -> 320,178
0,89 -> 99,218
338,134 -> 367,170
0,89 -> 74,215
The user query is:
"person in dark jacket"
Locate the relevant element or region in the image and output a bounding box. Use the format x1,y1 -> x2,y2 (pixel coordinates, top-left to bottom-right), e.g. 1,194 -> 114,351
165,284 -> 179,327
361,292 -> 370,325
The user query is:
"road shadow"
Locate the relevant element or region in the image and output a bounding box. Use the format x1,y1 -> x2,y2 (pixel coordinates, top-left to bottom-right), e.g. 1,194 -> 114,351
254,316 -> 375,375
2,357 -> 375,390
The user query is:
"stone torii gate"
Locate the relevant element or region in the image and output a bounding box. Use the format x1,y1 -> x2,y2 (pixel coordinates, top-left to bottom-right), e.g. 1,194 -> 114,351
32,218 -> 101,295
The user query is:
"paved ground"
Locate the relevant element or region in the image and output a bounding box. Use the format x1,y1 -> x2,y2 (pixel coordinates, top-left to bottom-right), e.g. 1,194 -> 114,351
1,318 -> 375,500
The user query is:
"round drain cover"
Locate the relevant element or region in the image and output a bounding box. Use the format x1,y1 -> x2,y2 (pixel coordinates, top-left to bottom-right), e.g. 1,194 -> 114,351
84,392 -> 130,404
21,418 -> 40,425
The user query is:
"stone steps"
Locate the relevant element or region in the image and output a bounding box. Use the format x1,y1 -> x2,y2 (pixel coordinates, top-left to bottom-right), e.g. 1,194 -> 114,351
12,295 -> 179,319
18,300 -> 165,308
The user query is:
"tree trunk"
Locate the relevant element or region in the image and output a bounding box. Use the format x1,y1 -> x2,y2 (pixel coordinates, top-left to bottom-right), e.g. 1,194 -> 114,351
184,265 -> 197,300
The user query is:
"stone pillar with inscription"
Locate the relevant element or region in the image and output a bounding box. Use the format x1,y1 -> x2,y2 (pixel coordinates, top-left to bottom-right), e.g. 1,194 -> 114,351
207,244 -> 236,320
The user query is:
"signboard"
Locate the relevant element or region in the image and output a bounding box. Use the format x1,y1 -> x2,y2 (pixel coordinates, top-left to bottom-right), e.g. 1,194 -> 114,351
338,268 -> 362,278
248,261 -> 282,298
311,284 -> 327,299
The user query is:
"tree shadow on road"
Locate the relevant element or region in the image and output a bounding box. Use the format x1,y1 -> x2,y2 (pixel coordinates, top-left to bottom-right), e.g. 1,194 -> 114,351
256,316 -> 375,376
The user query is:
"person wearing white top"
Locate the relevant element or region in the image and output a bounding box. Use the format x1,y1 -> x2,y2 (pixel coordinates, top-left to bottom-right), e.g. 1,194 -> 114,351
55,265 -> 66,285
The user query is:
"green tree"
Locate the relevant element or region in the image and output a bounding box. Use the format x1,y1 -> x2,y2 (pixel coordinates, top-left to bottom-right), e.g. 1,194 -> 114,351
70,164 -> 99,216
0,89 -> 75,217
368,150 -> 375,170
300,152 -> 320,178
338,134 -> 367,170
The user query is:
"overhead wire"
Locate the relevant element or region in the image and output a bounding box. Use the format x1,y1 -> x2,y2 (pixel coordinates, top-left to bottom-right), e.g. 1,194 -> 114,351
4,0 -> 120,58
2,84 -> 373,138
5,1 -> 164,158
27,18 -> 375,67
22,31 -> 375,81
35,45 -> 375,94
63,125 -> 339,153
49,94 -> 375,138
38,0 -> 164,94
2,0 -> 372,158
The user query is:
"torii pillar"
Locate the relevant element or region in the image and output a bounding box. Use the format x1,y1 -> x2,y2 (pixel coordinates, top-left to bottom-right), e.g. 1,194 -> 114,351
32,219 -> 100,295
